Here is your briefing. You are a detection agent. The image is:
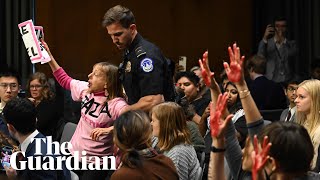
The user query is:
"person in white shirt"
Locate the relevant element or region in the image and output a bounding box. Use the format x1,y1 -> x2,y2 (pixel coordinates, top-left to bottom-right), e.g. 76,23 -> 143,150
280,80 -> 300,122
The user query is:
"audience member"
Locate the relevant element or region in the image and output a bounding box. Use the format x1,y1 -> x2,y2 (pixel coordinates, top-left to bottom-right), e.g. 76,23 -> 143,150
246,55 -> 287,110
224,81 -> 247,148
26,72 -> 65,141
295,79 -> 320,171
111,110 -> 178,180
175,71 -> 210,124
0,69 -> 20,136
2,98 -> 71,180
102,5 -> 174,111
151,102 -> 201,180
279,80 -> 299,122
257,17 -> 298,83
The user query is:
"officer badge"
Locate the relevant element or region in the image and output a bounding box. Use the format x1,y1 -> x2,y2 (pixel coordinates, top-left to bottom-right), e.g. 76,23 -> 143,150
125,61 -> 131,72
140,58 -> 153,72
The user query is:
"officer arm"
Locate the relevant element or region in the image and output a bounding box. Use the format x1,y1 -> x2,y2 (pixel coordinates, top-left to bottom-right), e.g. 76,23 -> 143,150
127,94 -> 164,112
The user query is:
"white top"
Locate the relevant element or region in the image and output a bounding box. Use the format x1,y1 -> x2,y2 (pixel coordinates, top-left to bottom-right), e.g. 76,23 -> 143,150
20,130 -> 39,152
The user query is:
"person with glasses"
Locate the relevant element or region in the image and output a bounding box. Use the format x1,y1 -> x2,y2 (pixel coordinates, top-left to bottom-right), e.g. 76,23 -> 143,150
0,69 -> 20,136
26,72 -> 64,141
280,80 -> 300,122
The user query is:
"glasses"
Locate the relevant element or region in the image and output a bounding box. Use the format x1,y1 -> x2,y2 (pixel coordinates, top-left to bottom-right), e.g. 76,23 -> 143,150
0,83 -> 18,91
287,86 -> 298,92
30,85 -> 43,89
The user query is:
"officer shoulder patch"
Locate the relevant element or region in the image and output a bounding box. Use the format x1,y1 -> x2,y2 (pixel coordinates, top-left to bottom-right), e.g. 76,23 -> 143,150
140,58 -> 153,72
135,46 -> 147,58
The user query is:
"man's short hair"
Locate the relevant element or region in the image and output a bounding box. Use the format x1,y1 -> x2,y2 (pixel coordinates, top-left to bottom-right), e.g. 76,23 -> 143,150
2,98 -> 37,135
246,55 -> 267,75
102,5 -> 135,28
273,16 -> 287,23
0,68 -> 20,84
283,80 -> 301,90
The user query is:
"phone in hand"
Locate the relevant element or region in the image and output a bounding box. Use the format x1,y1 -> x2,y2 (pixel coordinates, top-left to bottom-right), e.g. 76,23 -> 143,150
267,24 -> 275,39
1,146 -> 13,170
178,56 -> 187,71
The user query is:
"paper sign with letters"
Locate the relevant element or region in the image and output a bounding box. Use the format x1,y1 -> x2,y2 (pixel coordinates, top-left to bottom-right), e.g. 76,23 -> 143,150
34,26 -> 44,40
18,20 -> 51,64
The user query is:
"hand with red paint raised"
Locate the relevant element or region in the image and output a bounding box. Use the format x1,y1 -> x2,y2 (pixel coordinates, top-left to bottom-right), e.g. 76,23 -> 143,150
199,51 -> 215,87
210,93 -> 233,138
223,43 -> 245,83
251,135 -> 272,180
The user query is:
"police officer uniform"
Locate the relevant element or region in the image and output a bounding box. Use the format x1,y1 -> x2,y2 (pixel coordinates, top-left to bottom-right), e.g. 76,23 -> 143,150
119,33 -> 174,105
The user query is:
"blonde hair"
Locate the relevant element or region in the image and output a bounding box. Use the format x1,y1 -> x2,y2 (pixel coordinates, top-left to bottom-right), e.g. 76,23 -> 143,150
150,102 -> 191,152
295,79 -> 320,168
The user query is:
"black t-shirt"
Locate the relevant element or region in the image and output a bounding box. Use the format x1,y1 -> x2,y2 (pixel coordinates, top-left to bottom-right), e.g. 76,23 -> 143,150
119,33 -> 174,104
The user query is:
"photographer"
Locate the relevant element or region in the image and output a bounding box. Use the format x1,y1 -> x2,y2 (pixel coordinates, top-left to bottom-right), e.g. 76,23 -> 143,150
257,17 -> 298,83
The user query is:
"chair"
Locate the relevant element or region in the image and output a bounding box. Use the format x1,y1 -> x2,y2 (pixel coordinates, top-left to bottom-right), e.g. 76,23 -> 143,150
60,122 -> 77,144
259,109 -> 284,122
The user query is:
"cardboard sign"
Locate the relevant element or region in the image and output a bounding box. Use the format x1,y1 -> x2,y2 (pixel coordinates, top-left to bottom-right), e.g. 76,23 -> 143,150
34,26 -> 44,40
18,20 -> 51,64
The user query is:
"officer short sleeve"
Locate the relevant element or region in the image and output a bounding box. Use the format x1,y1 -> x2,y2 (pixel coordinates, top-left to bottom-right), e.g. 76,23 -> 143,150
138,56 -> 165,97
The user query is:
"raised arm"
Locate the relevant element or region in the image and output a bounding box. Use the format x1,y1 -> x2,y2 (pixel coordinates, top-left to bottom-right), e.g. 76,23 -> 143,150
41,39 -> 61,72
41,39 -> 72,90
208,93 -> 233,180
223,43 -> 262,123
199,51 -> 221,107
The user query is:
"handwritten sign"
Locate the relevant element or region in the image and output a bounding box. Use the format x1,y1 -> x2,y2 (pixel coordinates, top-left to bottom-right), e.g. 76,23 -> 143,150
18,20 -> 51,64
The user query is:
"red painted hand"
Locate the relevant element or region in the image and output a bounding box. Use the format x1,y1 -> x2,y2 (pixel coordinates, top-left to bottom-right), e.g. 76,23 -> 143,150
199,51 -> 214,87
223,43 -> 245,83
251,135 -> 272,180
210,93 -> 233,138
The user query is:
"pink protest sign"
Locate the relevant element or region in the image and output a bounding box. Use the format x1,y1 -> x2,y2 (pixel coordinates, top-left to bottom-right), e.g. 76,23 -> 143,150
18,20 -> 51,64
34,26 -> 44,40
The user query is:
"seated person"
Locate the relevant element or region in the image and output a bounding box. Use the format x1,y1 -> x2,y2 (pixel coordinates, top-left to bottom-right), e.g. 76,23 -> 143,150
175,71 -> 210,124
26,72 -> 65,141
151,102 -> 201,180
280,80 -> 299,122
246,55 -> 287,110
111,110 -> 178,180
0,69 -> 20,137
2,98 -> 70,180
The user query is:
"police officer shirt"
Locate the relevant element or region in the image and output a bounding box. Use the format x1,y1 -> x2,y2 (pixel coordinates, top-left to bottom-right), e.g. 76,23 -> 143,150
119,33 -> 171,105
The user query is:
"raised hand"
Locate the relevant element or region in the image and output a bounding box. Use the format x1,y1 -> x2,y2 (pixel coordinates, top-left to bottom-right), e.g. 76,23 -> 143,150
40,39 -> 52,56
199,51 -> 214,87
223,43 -> 245,83
251,135 -> 272,180
210,93 -> 233,138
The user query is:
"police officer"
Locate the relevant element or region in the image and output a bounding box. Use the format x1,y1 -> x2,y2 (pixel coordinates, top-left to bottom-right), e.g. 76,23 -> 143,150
102,5 -> 174,111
